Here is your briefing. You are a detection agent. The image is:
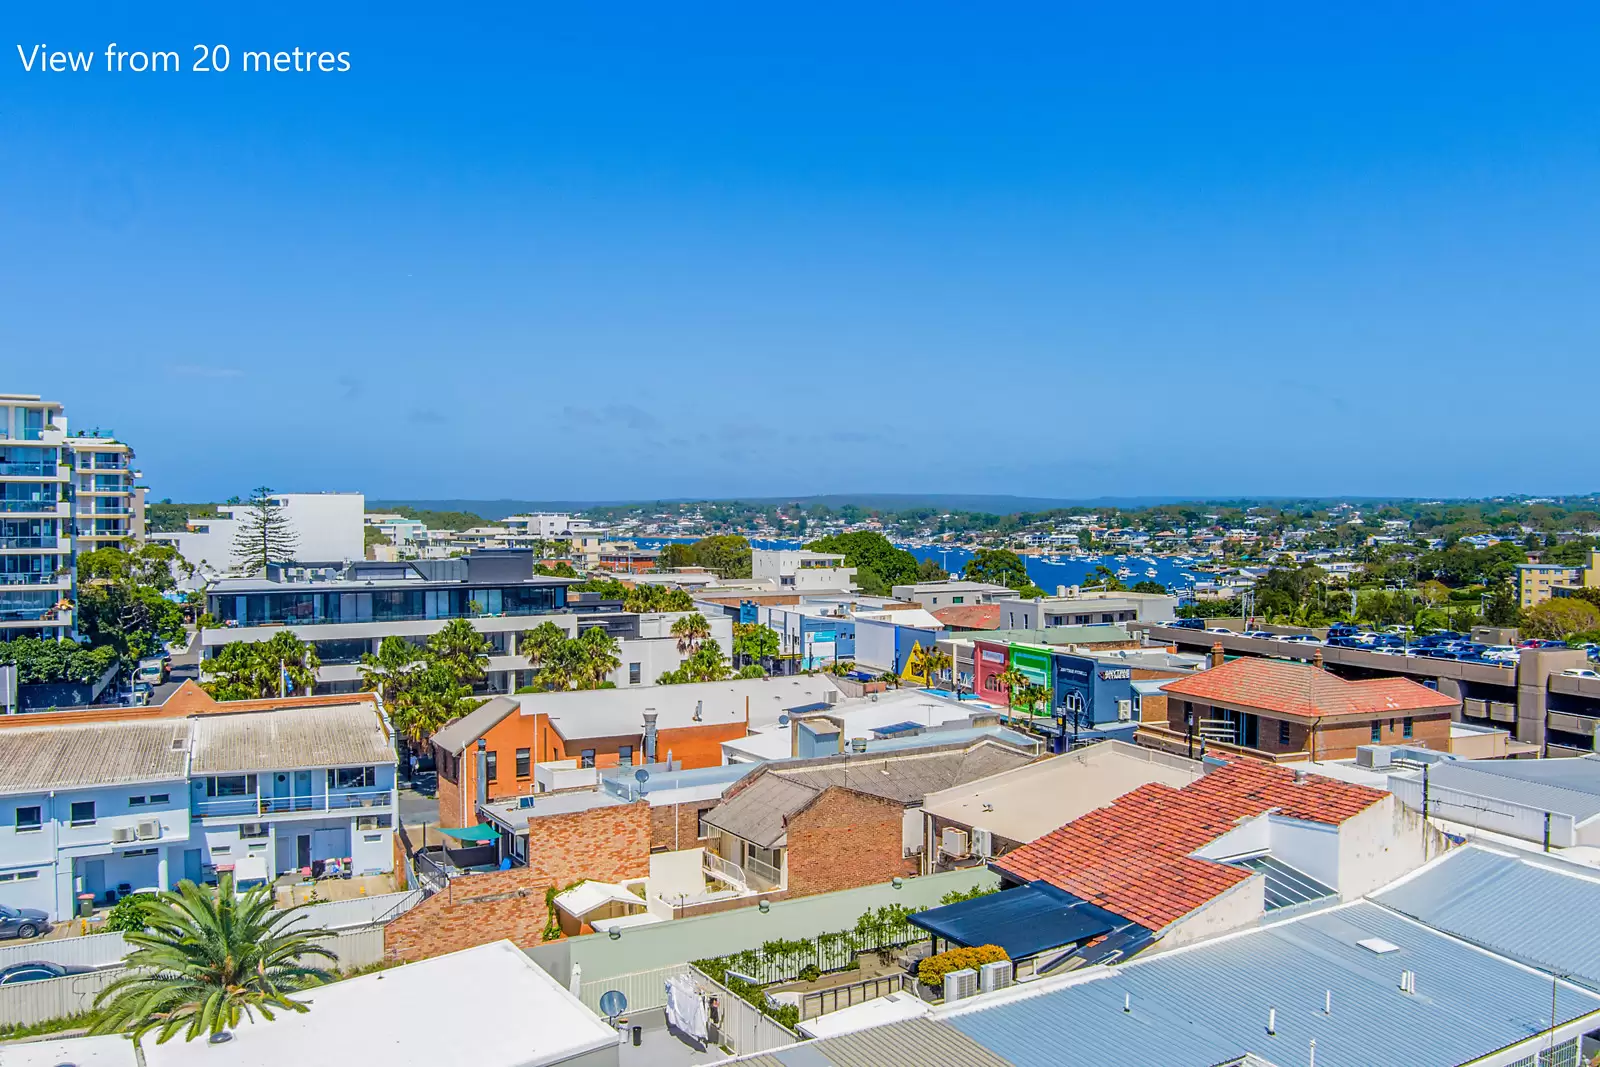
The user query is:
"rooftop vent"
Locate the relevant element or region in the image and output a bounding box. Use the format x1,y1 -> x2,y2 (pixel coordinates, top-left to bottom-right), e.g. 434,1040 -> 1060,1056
1357,937 -> 1400,955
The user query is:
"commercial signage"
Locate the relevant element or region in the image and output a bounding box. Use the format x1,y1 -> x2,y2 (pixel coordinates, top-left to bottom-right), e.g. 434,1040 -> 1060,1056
1099,668 -> 1132,681
981,649 -> 1005,663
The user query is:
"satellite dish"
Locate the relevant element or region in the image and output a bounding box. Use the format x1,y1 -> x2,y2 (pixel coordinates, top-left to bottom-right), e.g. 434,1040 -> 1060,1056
778,714 -> 790,726
598,989 -> 628,1022
634,768 -> 650,784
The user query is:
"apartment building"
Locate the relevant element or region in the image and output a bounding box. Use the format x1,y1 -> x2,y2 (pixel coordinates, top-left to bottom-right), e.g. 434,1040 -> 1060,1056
0,689 -> 397,921
1516,548 -> 1600,608
154,491 -> 364,585
752,548 -> 857,592
1,393 -> 143,642
996,589 -> 1177,630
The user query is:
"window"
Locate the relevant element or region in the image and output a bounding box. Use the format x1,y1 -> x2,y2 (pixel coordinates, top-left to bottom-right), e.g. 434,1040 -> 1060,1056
952,596 -> 964,605
1403,717 -> 1414,739
580,749 -> 596,769
239,823 -> 268,839
485,752 -> 498,782
629,662 -> 641,685
121,847 -> 158,857
0,871 -> 38,882
212,845 -> 231,855
364,833 -> 382,842
617,745 -> 634,766
150,793 -> 169,804
69,801 -> 96,826
1371,722 -> 1382,744
128,796 -> 147,807
698,817 -> 712,839
14,807 -> 41,832
1278,721 -> 1290,746
329,767 -> 376,790
515,749 -> 531,778
207,775 -> 256,797
357,815 -> 380,831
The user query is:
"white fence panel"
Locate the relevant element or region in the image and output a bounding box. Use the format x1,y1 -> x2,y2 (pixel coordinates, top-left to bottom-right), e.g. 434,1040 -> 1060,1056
0,967 -> 120,1026
285,889 -> 423,932
579,964 -> 690,1015
688,966 -> 796,1056
0,932 -> 129,971
320,926 -> 386,970
1391,775 -> 1578,847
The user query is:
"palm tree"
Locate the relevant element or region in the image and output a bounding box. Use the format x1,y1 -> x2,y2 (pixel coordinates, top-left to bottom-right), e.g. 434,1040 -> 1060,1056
520,620 -> 568,671
910,646 -> 952,686
671,612 -> 712,653
576,625 -> 621,688
426,619 -> 491,688
91,880 -> 336,1045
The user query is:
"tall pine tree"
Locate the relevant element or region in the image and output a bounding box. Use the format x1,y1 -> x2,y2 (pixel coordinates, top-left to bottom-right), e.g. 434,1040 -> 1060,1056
231,486 -> 299,573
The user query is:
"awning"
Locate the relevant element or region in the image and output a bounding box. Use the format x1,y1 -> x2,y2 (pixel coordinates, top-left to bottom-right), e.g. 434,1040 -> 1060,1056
909,882 -> 1126,959
434,824 -> 500,842
555,881 -> 648,919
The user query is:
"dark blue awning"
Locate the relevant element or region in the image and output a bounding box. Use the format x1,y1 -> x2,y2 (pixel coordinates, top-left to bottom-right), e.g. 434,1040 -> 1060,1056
909,882 -> 1127,959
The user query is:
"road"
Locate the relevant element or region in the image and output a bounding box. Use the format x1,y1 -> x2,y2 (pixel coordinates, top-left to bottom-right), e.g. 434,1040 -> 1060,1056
151,628 -> 201,704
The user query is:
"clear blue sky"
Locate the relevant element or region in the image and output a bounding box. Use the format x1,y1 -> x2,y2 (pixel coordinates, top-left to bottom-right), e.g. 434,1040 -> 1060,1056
5,3 -> 1598,503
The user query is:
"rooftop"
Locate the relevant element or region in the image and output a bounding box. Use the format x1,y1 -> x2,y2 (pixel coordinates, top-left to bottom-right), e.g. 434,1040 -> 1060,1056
1391,755 -> 1600,824
190,701 -> 393,774
930,604 -> 1002,630
0,717 -> 189,795
993,760 -> 1388,930
516,675 -> 843,739
1160,656 -> 1457,721
956,625 -> 1137,648
918,741 -> 1206,844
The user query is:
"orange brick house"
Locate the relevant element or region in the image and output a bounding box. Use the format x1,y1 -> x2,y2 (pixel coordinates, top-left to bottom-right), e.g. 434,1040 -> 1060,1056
1138,647 -> 1459,763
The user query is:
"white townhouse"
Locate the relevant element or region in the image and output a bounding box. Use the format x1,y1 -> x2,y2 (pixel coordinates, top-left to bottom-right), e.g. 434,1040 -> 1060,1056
0,695 -> 398,922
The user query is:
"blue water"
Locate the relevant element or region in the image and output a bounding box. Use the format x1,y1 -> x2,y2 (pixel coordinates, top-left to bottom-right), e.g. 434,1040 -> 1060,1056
630,537 -> 1206,591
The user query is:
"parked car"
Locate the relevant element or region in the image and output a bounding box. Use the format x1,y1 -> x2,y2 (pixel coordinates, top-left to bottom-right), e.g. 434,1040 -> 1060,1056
1278,634 -> 1321,644
1562,668 -> 1600,679
1171,617 -> 1206,630
1242,630 -> 1275,639
0,961 -> 93,985
1205,627 -> 1235,635
0,905 -> 50,941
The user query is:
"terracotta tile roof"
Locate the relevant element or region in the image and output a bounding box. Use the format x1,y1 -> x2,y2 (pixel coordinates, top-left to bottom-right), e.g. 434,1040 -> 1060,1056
931,605 -> 1001,630
1159,656 -> 1456,720
992,760 -> 1388,931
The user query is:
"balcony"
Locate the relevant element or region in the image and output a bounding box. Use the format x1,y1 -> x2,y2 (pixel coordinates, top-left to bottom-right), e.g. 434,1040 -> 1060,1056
0,463 -> 58,477
0,537 -> 63,551
193,789 -> 392,819
0,499 -> 60,514
702,848 -> 782,892
0,573 -> 67,586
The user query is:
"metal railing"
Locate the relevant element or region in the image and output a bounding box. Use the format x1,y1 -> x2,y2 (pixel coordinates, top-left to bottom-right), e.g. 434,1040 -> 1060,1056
746,854 -> 782,889
799,972 -> 916,1021
0,500 -> 59,513
193,789 -> 392,818
703,850 -> 747,886
0,537 -> 59,550
0,574 -> 63,586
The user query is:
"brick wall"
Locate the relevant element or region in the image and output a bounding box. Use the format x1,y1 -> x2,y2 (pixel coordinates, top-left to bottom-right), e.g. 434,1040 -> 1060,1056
545,720 -> 749,770
650,800 -> 717,852
784,788 -> 913,898
1316,712 -> 1452,760
436,760 -> 467,828
524,802 -> 651,887
384,866 -> 552,962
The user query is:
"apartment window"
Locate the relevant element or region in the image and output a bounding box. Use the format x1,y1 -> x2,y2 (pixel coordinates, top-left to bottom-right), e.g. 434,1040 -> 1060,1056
207,775 -> 256,797
239,823 -> 268,839
952,596 -> 964,604
150,793 -> 169,804
618,745 -> 633,766
485,752 -> 498,783
357,814 -> 391,831
328,767 -> 376,790
15,807 -> 41,832
580,749 -> 596,769
1403,717 -> 1414,739
629,662 -> 641,685
364,833 -> 382,842
698,817 -> 712,839
69,801 -> 96,826
515,749 -> 531,778
212,845 -> 231,855
1371,722 -> 1382,744
1277,721 -> 1290,746
121,848 -> 158,858
128,796 -> 147,807
0,871 -> 39,883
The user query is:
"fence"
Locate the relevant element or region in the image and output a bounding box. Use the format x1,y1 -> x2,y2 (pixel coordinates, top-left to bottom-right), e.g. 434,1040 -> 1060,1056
577,963 -> 690,1015
688,965 -> 798,1056
707,907 -> 928,985
280,889 -> 423,932
0,931 -> 128,972
1390,774 -> 1579,847
798,972 -> 915,1021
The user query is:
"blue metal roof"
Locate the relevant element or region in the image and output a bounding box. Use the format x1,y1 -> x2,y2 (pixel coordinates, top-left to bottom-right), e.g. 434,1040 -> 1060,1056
1375,845 -> 1600,991
909,882 -> 1130,959
943,902 -> 1600,1067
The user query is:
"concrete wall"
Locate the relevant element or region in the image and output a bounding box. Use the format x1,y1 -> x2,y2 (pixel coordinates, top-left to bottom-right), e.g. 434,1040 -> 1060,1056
1335,795 -> 1448,898
1159,875 -> 1266,950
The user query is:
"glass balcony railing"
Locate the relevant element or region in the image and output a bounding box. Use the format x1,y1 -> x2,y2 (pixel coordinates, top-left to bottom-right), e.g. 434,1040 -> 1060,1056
0,463 -> 57,477
0,574 -> 63,586
192,789 -> 393,818
0,500 -> 59,513
0,537 -> 59,550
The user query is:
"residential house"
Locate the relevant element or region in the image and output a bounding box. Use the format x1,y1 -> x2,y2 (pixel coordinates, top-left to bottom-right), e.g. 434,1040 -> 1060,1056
890,581 -> 1014,610
996,590 -> 1177,630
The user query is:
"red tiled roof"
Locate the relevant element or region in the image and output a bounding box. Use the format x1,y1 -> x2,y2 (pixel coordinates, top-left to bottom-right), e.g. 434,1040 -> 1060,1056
993,759 -> 1388,931
1159,656 -> 1456,720
931,605 -> 1001,630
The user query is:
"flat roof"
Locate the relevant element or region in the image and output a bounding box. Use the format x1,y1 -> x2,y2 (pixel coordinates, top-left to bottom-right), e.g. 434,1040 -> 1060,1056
517,675 -> 843,739
941,902 -> 1600,1067
191,702 -> 394,774
919,741 -> 1206,844
140,940 -> 617,1067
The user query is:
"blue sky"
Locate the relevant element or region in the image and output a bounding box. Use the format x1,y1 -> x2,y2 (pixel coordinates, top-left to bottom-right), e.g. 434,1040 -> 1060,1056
4,3 -> 1598,503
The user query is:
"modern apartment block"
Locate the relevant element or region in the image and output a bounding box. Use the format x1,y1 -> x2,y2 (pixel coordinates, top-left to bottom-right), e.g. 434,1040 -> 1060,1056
202,549 -> 731,694
153,491 -> 364,586
0,689 -> 397,921
1517,548 -> 1600,608
751,548 -> 857,592
1,393 -> 142,642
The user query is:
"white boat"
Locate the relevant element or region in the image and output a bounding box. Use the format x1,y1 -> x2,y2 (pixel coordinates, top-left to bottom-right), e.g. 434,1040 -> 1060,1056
1116,566 -> 1133,579
1144,567 -> 1158,577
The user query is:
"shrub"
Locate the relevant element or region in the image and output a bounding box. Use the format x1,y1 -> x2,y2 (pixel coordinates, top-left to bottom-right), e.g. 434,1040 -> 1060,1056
796,964 -> 821,983
103,893 -> 155,933
918,944 -> 1008,987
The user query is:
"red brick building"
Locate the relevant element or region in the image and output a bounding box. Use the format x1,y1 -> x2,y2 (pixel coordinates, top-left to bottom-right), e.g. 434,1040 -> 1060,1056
1139,648 -> 1458,762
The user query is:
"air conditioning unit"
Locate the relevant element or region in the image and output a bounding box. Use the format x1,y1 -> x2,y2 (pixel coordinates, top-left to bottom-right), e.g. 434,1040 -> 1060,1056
135,820 -> 161,841
1117,699 -> 1133,722
941,827 -> 970,858
979,960 -> 1013,994
943,967 -> 979,1003
110,826 -> 136,844
970,826 -> 994,860
1356,745 -> 1392,770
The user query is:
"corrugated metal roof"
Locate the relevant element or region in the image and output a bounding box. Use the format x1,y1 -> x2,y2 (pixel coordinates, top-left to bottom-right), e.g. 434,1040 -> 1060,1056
1409,760 -> 1600,823
1374,845 -> 1600,991
943,902 -> 1600,1067
736,1018 -> 1015,1067
191,703 -> 393,773
0,719 -> 189,794
774,741 -> 1035,805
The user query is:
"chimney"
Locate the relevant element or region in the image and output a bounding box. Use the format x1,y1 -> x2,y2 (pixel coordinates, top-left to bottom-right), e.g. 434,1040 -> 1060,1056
1312,649 -> 1324,670
1210,641 -> 1225,669
643,711 -> 659,763
475,737 -> 488,814
1056,585 -> 1067,597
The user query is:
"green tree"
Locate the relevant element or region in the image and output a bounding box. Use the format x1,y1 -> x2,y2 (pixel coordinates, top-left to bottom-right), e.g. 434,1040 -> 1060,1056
671,612 -> 713,653
963,549 -> 1034,591
658,638 -> 730,684
575,625 -> 621,688
805,532 -> 920,595
908,644 -> 952,685
732,622 -> 780,667
519,620 -> 569,670
622,584 -> 695,613
1484,584 -> 1523,627
426,619 -> 492,689
1131,580 -> 1167,594
201,631 -> 321,700
231,487 -> 299,573
1522,599 -> 1600,641
75,544 -> 190,664
0,637 -> 119,684
1088,565 -> 1125,592
915,557 -> 949,582
91,880 -> 336,1045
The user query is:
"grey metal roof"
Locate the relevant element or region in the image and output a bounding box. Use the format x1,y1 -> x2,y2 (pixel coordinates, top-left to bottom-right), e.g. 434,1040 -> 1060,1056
191,703 -> 393,773
943,902 -> 1600,1067
736,1018 -> 1015,1067
1411,758 -> 1600,823
431,696 -> 519,755
0,719 -> 189,795
700,774 -> 820,848
1374,845 -> 1600,991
